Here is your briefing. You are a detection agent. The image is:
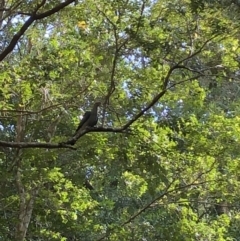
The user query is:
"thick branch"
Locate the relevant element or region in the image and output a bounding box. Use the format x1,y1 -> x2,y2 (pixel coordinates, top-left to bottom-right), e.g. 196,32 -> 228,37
0,140 -> 76,149
0,0 -> 75,61
0,15 -> 35,61
0,127 -> 129,149
62,126 -> 130,145
35,0 -> 74,19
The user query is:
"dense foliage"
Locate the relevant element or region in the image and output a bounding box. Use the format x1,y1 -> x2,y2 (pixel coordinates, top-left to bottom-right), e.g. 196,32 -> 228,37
0,0 -> 240,240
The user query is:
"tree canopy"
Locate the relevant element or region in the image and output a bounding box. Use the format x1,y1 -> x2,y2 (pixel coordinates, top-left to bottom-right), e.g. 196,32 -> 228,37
1,0 -> 240,240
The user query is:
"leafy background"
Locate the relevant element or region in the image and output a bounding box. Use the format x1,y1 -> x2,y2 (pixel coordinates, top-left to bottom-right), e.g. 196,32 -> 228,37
0,0 -> 240,240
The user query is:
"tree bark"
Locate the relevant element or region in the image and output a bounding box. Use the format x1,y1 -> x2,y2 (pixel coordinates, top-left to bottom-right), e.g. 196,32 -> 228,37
15,168 -> 38,241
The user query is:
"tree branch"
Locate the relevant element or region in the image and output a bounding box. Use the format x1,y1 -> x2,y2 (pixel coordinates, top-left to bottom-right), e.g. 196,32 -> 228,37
0,140 -> 76,150
97,177 -> 217,241
61,37 -> 215,146
0,0 -> 75,61
0,126 -> 131,149
61,126 -> 130,145
0,36 -> 214,148
35,0 -> 74,19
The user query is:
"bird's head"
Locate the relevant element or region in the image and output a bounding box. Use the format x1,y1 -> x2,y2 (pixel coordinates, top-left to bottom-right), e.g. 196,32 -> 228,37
95,101 -> 101,107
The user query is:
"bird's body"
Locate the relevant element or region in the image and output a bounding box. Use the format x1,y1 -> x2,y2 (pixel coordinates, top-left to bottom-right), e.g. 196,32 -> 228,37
75,111 -> 92,132
74,102 -> 101,135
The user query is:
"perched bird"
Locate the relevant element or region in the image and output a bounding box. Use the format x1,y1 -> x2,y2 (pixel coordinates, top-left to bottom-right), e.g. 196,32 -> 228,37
74,102 -> 101,134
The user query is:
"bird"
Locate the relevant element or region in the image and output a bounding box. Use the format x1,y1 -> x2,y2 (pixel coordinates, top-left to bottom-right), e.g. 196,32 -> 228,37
74,101 -> 101,135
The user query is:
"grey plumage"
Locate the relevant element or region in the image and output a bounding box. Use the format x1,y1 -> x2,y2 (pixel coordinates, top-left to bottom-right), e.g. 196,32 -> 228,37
75,111 -> 91,132
75,102 -> 101,134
